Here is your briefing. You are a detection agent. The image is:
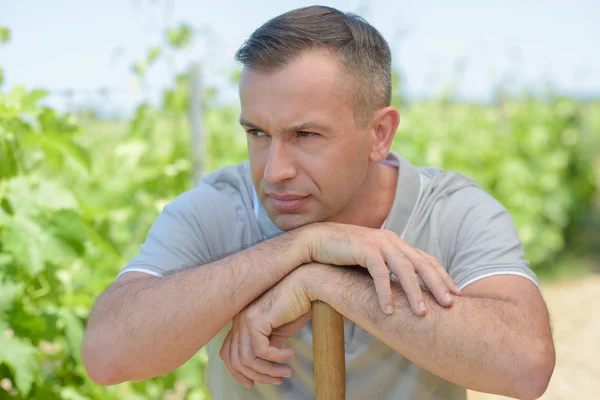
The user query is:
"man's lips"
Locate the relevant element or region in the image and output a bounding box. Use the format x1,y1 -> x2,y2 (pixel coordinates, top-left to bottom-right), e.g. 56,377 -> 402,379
266,192 -> 309,201
265,192 -> 310,211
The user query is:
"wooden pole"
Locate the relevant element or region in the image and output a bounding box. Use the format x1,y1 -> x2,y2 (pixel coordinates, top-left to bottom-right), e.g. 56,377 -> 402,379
312,301 -> 345,400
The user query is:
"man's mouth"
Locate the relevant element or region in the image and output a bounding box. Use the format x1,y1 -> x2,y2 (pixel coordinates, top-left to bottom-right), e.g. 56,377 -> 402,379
266,192 -> 310,211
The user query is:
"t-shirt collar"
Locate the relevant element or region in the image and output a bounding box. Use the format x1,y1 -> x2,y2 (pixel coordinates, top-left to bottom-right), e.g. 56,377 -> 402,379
382,151 -> 423,239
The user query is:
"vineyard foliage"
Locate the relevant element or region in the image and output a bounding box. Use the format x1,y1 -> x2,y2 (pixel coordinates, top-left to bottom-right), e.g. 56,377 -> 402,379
0,24 -> 598,399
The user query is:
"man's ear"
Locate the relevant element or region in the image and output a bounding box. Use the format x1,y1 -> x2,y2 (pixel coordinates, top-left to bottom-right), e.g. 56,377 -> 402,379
369,106 -> 400,163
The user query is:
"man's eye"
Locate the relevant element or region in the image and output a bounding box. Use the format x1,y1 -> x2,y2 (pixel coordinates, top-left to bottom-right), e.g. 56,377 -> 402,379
297,131 -> 317,138
247,129 -> 266,137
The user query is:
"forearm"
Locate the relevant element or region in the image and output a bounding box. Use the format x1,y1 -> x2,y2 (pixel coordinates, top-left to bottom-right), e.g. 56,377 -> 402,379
305,265 -> 553,399
83,229 -> 310,384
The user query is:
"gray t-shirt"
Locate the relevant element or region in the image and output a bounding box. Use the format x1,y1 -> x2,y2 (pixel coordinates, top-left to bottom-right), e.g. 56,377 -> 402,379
118,151 -> 538,400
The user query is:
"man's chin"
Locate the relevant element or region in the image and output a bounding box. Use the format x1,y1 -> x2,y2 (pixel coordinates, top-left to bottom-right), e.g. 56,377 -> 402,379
268,211 -> 319,232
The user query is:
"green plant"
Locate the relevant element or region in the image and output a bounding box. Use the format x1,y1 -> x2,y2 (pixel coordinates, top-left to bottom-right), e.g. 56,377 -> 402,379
391,96 -> 597,269
0,26 -> 210,399
1,20 -> 598,400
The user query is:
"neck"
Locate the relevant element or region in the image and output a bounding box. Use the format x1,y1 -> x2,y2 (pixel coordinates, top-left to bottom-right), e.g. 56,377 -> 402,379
327,161 -> 398,229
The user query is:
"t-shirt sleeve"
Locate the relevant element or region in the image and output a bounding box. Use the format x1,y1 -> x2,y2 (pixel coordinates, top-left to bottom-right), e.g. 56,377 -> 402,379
444,187 -> 539,290
117,183 -> 239,278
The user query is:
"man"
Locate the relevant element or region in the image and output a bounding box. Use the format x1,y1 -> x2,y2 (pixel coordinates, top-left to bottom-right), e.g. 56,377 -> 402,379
82,5 -> 555,400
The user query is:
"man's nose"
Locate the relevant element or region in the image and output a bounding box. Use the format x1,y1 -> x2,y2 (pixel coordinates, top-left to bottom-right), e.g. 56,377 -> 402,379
264,139 -> 296,184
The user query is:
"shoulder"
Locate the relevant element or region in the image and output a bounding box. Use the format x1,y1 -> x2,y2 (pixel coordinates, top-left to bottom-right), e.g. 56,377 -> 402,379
201,161 -> 254,200
416,166 -> 504,218
418,166 -> 524,251
410,165 -> 517,254
121,162 -> 258,274
165,161 -> 256,226
413,167 -> 533,287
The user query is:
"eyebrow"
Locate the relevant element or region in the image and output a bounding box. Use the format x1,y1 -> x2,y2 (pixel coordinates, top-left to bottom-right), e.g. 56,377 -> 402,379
239,118 -> 330,134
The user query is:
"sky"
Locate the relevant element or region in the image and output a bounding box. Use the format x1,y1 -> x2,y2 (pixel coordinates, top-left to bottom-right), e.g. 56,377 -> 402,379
1,0 -> 599,115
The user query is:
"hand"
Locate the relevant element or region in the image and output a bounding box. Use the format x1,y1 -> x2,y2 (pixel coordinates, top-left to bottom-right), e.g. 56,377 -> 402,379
303,222 -> 462,316
219,268 -> 312,389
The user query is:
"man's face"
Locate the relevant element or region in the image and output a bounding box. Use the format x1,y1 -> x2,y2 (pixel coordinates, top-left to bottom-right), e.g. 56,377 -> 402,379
239,50 -> 374,231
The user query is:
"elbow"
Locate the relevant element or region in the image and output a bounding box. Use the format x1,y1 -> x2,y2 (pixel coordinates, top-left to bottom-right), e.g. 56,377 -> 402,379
515,340 -> 556,400
85,367 -> 121,387
81,330 -> 126,386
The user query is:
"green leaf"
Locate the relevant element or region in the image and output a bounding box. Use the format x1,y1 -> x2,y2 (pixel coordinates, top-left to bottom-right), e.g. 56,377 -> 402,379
3,177 -> 38,215
0,253 -> 13,268
36,107 -> 80,136
57,309 -> 84,364
37,210 -> 87,256
1,210 -> 78,276
43,233 -> 80,266
21,89 -> 49,113
147,46 -> 161,64
2,215 -> 45,276
4,177 -> 79,215
0,129 -> 24,179
0,66 -> 4,86
60,386 -> 91,400
4,85 -> 27,106
37,134 -> 92,175
36,181 -> 80,211
132,61 -> 147,76
0,335 -> 39,397
0,26 -> 9,43
0,205 -> 9,225
0,319 -> 8,333
82,220 -> 121,260
167,24 -> 193,49
0,279 -> 23,316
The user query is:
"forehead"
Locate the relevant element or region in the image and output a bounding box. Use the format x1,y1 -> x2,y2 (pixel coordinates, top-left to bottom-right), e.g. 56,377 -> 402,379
239,50 -> 354,126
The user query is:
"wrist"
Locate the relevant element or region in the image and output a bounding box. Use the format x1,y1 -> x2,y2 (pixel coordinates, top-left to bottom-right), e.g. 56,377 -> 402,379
292,223 -> 322,265
295,262 -> 334,303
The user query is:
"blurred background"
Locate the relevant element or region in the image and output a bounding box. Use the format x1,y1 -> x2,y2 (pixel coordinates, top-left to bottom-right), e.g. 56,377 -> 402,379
0,1 -> 598,399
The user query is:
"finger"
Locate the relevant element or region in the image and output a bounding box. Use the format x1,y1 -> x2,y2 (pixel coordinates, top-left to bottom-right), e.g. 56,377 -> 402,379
414,248 -> 462,296
222,330 -> 254,389
383,247 -> 427,316
231,368 -> 255,389
365,250 -> 395,315
241,321 -> 293,378
232,328 -> 283,385
242,352 -> 293,379
408,250 -> 454,308
227,334 -> 255,389
220,328 -> 233,366
248,319 -> 296,363
229,330 -> 255,389
243,355 -> 293,379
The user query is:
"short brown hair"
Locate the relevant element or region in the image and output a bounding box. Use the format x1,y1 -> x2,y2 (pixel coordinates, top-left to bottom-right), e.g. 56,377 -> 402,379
235,5 -> 392,128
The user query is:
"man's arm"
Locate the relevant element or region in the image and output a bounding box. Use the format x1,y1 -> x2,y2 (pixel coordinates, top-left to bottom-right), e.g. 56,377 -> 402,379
83,215 -> 463,386
303,264 -> 555,400
82,230 -> 310,386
